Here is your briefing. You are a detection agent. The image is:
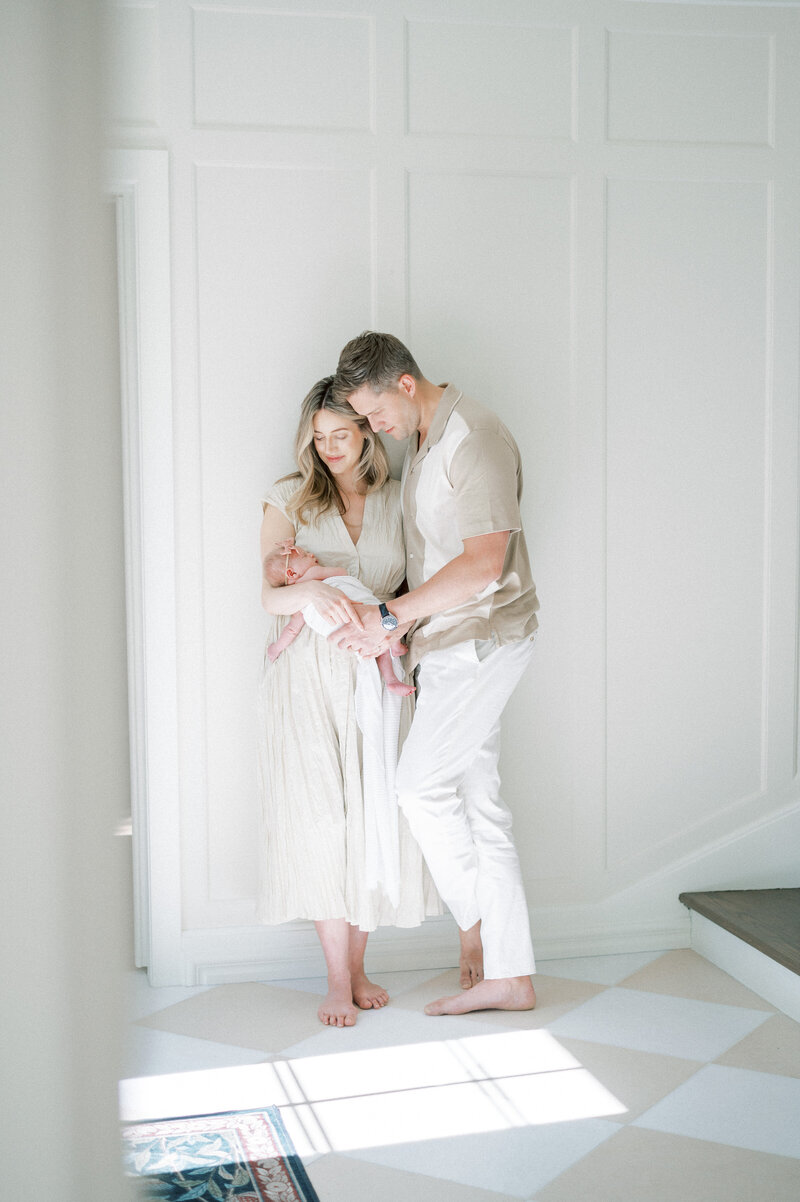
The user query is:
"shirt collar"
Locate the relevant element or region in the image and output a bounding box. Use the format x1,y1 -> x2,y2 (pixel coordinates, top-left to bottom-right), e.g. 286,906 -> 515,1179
413,383 -> 462,461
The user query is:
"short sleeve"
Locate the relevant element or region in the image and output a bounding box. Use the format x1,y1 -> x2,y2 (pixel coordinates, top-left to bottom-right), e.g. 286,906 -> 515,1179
262,476 -> 300,522
448,429 -> 522,540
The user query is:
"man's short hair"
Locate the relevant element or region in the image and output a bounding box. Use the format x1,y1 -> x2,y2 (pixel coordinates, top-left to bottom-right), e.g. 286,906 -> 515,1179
334,330 -> 421,399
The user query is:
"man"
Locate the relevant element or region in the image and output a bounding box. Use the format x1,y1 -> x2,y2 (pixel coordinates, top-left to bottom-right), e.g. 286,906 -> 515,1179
333,331 -> 540,1015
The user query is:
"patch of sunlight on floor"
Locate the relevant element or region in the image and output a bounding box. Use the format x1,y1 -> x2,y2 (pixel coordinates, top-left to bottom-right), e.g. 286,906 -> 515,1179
120,1028 -> 626,1156
281,1029 -> 582,1102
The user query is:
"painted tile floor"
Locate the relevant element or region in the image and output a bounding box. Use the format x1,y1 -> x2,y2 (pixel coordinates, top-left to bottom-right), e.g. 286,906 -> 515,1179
120,949 -> 800,1201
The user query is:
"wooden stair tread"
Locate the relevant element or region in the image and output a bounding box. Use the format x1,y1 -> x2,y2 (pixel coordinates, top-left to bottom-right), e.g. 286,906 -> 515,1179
679,888 -> 800,977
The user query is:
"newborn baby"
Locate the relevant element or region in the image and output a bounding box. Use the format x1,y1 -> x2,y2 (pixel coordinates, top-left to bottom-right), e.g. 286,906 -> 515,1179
263,542 -> 413,696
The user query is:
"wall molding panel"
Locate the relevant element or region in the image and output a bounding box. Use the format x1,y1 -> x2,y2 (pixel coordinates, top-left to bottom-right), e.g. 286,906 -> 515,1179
192,7 -> 375,131
605,174 -> 772,866
405,17 -> 576,139
606,29 -> 776,146
109,1 -> 800,985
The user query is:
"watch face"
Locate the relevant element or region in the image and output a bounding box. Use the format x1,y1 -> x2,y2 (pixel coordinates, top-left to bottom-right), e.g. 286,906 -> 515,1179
380,604 -> 399,630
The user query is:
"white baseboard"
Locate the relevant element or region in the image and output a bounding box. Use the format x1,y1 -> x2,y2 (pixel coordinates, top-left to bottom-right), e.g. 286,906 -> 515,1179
180,916 -> 460,986
533,920 -> 689,963
159,910 -> 690,987
689,911 -> 800,1023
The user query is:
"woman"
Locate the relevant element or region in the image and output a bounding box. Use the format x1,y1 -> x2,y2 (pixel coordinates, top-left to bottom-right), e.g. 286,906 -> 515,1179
257,376 -> 439,1027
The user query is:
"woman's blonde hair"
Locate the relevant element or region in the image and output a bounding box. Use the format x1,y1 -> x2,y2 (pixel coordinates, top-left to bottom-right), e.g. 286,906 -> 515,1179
282,375 -> 390,525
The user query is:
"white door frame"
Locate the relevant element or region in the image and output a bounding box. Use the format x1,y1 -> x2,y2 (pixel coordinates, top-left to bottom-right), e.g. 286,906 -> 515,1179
106,149 -> 182,984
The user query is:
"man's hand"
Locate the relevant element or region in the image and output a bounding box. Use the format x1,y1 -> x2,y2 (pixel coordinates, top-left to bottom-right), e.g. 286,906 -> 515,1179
330,603 -> 411,657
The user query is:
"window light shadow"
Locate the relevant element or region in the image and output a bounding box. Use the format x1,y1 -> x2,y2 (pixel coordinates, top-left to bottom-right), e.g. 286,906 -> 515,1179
120,1028 -> 626,1157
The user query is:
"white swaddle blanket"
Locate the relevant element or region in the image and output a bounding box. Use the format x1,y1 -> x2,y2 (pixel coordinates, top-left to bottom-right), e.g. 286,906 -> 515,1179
302,575 -> 404,906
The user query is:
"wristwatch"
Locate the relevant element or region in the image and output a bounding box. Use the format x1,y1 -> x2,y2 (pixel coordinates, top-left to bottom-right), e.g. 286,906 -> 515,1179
378,602 -> 399,632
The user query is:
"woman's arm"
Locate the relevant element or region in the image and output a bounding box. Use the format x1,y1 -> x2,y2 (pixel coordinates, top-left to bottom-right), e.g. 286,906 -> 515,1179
259,504 -> 362,626
260,505 -> 323,616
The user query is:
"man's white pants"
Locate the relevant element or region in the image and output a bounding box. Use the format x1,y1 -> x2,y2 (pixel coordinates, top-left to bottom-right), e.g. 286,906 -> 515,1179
395,637 -> 536,980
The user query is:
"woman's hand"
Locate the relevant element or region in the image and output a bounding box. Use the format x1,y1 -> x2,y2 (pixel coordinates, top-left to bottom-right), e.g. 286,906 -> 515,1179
332,606 -> 411,656
305,581 -> 364,630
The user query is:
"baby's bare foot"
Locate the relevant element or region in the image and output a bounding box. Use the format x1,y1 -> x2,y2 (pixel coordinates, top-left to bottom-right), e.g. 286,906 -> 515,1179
351,972 -> 389,1010
425,976 -> 536,1016
385,679 -> 415,696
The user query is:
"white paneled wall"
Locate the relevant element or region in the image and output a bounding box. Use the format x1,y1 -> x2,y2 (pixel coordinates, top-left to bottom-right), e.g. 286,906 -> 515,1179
606,176 -> 770,865
193,9 -> 373,131
406,19 -> 575,138
108,0 -> 800,985
606,28 -> 775,146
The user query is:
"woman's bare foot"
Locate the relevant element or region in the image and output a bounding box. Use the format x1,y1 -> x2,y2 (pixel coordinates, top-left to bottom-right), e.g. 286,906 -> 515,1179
351,972 -> 389,1010
318,982 -> 358,1027
425,975 -> 536,1016
459,921 -> 484,989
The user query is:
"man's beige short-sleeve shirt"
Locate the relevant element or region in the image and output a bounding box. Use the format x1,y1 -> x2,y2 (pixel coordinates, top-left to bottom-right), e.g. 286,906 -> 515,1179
402,384 -> 539,669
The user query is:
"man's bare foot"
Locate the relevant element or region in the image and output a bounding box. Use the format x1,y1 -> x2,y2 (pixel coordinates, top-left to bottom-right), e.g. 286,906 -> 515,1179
351,972 -> 389,1010
459,921 -> 484,989
318,983 -> 358,1027
425,975 -> 536,1016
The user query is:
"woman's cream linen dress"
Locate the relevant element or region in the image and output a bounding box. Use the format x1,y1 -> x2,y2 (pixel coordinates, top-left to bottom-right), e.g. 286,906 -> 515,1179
256,476 -> 440,930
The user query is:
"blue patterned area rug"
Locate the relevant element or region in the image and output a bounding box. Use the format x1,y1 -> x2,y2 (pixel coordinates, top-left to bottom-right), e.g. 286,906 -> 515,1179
122,1105 -> 320,1201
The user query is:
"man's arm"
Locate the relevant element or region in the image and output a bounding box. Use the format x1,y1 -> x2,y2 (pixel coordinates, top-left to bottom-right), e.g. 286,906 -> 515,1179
334,530 -> 510,654
394,530 -> 509,625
